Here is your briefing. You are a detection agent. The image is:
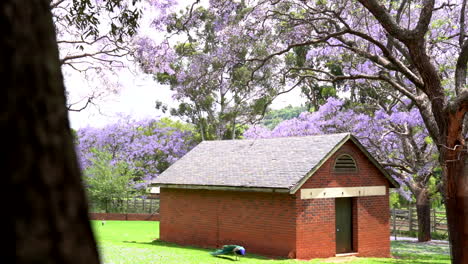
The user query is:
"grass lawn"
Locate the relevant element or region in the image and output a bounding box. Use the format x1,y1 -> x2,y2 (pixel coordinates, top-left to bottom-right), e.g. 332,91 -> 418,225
91,221 -> 450,264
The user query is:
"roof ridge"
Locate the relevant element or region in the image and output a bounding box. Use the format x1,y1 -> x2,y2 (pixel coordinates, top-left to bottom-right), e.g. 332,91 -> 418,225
201,132 -> 351,143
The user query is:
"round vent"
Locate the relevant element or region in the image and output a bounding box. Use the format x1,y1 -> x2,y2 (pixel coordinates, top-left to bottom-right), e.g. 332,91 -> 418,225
334,154 -> 357,172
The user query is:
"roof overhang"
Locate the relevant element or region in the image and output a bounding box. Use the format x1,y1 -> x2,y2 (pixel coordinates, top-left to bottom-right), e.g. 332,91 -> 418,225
289,134 -> 400,194
153,183 -> 290,193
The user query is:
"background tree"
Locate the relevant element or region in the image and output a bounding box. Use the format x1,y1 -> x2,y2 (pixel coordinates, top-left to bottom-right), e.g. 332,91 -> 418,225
77,116 -> 197,190
137,2 -> 296,140
2,0 -> 100,263
261,105 -> 308,129
245,98 -> 439,242
83,149 -> 141,213
145,1 -> 468,261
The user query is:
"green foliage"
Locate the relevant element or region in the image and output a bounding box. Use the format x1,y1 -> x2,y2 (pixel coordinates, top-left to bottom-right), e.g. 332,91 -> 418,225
71,128 -> 78,144
293,46 -> 309,67
429,167 -> 444,208
175,42 -> 198,56
155,72 -> 177,85
147,117 -> 203,143
84,149 -> 142,212
262,105 -> 308,129
66,0 -> 142,42
390,191 -> 412,208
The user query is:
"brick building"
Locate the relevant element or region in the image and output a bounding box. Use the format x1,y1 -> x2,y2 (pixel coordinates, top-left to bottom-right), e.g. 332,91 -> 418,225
151,133 -> 399,259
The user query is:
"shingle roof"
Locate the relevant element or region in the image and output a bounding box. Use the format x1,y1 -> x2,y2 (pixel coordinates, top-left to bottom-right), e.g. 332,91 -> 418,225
152,133 -> 399,192
152,133 -> 354,190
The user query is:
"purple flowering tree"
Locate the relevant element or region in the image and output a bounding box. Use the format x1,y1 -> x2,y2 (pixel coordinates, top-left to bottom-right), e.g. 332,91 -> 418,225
143,1 -> 468,260
245,98 -> 438,241
135,2 -> 295,140
77,116 -> 197,192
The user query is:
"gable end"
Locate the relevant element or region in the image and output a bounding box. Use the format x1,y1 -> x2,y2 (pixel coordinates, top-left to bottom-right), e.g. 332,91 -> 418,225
289,135 -> 399,194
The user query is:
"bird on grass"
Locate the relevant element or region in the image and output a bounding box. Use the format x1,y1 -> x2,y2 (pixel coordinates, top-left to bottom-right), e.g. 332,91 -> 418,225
210,245 -> 246,261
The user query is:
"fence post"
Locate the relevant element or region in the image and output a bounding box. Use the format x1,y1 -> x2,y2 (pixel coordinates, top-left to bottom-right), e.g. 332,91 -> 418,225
126,198 -> 129,214
134,197 -> 137,212
432,209 -> 437,232
392,208 -> 397,240
143,198 -> 146,212
409,206 -> 413,232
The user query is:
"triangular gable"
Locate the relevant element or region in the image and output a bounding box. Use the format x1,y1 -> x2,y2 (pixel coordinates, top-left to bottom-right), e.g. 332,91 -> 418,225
289,134 -> 399,194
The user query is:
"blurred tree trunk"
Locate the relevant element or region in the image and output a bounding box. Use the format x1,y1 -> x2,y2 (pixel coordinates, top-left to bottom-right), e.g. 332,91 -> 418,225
1,0 -> 100,263
415,189 -> 431,242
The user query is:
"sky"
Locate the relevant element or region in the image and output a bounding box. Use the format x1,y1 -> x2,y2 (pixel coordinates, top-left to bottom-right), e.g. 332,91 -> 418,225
66,66 -> 174,129
66,67 -> 304,129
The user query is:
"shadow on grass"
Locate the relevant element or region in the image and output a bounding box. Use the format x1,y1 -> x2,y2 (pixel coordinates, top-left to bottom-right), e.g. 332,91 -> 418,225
213,255 -> 236,261
123,239 -> 286,262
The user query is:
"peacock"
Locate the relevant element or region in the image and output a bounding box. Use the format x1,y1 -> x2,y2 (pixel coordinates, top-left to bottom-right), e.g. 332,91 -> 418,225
210,245 -> 246,261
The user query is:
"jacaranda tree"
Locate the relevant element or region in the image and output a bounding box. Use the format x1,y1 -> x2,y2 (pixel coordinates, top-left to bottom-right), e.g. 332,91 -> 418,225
245,98 -> 439,242
77,117 -> 197,192
141,1 -> 468,261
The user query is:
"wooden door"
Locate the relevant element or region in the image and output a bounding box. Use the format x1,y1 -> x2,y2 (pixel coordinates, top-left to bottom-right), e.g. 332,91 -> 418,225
335,198 -> 353,253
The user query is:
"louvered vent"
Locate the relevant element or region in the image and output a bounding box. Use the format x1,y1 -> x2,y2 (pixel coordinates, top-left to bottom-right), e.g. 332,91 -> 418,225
334,154 -> 357,172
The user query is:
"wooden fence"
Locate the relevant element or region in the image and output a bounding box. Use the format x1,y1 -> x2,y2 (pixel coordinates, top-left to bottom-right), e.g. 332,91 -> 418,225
390,207 -> 448,236
89,197 -> 160,214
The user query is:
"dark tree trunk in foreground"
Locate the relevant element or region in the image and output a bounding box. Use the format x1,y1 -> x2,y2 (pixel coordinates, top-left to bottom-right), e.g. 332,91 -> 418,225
415,190 -> 431,242
1,1 -> 100,263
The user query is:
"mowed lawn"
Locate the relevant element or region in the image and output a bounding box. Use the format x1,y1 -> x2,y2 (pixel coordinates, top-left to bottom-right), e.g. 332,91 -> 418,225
91,221 -> 450,264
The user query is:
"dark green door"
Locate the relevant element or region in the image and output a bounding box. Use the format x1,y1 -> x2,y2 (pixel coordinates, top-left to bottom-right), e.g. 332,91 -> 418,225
335,198 -> 353,253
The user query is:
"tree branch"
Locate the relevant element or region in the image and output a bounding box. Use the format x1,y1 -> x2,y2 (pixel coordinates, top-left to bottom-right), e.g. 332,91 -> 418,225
459,0 -> 467,47
246,30 -> 349,76
67,97 -> 93,112
357,0 -> 412,41
335,30 -> 424,88
50,0 -> 66,9
455,40 -> 468,95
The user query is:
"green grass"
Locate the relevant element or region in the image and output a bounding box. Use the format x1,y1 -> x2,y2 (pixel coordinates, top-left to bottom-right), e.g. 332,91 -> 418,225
91,221 -> 450,264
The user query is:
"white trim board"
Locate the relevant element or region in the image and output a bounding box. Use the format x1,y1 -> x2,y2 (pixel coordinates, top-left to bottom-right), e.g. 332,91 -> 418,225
300,186 -> 386,199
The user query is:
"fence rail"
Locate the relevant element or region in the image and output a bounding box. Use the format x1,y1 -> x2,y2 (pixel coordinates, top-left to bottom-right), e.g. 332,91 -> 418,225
89,197 -> 160,214
390,207 -> 447,236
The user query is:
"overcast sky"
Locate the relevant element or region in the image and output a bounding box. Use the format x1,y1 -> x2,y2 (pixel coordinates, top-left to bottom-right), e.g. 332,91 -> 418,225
67,69 -> 303,130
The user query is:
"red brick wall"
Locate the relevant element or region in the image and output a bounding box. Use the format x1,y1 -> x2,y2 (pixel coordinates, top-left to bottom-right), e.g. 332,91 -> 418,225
89,213 -> 160,221
295,141 -> 391,259
355,196 -> 390,257
295,198 -> 335,258
160,188 -> 296,257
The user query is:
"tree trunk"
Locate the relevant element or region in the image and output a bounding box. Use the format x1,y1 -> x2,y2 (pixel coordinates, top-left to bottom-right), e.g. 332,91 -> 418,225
415,189 -> 431,242
442,153 -> 468,264
441,115 -> 468,264
231,117 -> 236,140
1,1 -> 100,263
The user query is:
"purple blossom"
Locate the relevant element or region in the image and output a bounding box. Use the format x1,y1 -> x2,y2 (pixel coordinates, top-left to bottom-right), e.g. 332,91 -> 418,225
76,117 -> 197,190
